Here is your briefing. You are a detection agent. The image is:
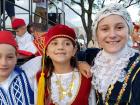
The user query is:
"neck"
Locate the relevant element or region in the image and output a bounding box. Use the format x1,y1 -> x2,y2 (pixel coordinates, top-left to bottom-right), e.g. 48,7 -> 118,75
0,76 -> 9,83
102,45 -> 128,60
53,62 -> 73,74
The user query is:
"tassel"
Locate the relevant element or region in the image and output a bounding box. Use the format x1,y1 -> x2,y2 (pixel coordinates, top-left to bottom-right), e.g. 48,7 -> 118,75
37,48 -> 46,105
37,72 -> 45,105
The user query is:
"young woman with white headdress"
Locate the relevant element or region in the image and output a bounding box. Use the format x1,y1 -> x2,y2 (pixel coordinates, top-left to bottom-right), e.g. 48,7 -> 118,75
78,3 -> 140,105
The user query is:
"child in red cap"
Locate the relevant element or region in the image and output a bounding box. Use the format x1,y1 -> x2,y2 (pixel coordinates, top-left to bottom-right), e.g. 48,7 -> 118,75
0,30 -> 34,104
12,18 -> 37,55
21,24 -> 93,105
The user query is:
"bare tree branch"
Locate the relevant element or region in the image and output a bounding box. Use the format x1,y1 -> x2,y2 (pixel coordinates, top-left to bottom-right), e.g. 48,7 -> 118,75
118,0 -> 123,3
56,0 -> 140,44
125,0 -> 140,7
101,0 -> 106,8
64,2 -> 81,16
71,0 -> 81,5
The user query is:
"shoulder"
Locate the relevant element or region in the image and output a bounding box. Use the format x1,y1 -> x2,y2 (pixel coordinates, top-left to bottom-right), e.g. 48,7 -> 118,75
25,32 -> 34,39
20,56 -> 42,73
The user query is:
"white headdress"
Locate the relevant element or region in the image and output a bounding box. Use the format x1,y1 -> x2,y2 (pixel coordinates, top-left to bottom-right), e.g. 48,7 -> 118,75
92,3 -> 134,37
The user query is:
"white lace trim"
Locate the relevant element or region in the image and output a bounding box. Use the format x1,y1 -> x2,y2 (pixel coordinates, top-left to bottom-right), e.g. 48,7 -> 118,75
50,69 -> 80,105
91,45 -> 137,100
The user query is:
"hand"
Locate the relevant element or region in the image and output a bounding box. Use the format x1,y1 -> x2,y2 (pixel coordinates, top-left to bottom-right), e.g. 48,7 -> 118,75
78,61 -> 92,78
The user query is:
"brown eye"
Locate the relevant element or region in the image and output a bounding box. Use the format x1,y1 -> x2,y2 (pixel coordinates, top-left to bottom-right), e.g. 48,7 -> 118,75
100,27 -> 109,32
66,42 -> 71,46
51,41 -> 58,46
117,26 -> 123,30
64,41 -> 72,46
7,55 -> 16,59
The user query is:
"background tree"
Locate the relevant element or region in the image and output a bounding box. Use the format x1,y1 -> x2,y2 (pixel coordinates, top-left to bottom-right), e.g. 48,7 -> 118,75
53,0 -> 140,45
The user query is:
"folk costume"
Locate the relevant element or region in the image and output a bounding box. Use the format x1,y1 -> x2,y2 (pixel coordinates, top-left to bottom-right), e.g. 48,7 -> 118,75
78,3 -> 140,105
36,69 -> 92,105
12,18 -> 36,54
36,24 -> 95,105
0,67 -> 34,105
0,31 -> 34,105
78,46 -> 140,105
94,47 -> 140,105
33,33 -> 46,56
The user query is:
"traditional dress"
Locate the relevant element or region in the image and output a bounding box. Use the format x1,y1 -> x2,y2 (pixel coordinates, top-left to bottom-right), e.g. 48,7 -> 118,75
36,68 -> 95,105
33,34 -> 46,56
0,67 -> 34,105
78,46 -> 140,105
16,32 -> 36,53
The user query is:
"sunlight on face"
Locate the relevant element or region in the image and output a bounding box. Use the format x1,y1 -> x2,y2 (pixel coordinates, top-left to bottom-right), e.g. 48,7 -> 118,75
96,15 -> 129,53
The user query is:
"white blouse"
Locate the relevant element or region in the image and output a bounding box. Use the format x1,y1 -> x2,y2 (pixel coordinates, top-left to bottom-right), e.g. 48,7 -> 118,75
91,45 -> 137,100
51,71 -> 80,105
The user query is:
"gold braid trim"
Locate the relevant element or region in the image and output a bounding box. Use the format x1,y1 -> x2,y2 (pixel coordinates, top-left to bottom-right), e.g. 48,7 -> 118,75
96,90 -> 100,105
115,56 -> 140,105
104,56 -> 140,105
34,36 -> 46,55
128,67 -> 140,103
105,84 -> 114,105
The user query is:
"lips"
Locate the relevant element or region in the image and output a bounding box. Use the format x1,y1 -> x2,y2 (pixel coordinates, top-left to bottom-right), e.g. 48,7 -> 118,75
55,52 -> 66,55
106,40 -> 120,44
0,68 -> 8,71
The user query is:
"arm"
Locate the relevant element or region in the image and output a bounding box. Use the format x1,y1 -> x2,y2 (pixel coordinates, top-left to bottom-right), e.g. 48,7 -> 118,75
78,61 -> 92,78
76,48 -> 100,78
20,56 -> 42,89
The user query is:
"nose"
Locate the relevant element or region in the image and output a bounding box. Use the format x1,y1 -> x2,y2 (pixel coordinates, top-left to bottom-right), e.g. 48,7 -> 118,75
0,57 -> 7,66
108,29 -> 117,39
57,43 -> 64,50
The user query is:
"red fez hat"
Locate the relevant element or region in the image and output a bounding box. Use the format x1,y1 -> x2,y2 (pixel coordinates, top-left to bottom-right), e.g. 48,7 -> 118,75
12,18 -> 26,29
45,24 -> 76,48
0,31 -> 18,49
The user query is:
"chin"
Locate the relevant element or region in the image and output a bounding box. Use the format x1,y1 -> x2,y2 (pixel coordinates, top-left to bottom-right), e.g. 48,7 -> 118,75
105,48 -> 122,54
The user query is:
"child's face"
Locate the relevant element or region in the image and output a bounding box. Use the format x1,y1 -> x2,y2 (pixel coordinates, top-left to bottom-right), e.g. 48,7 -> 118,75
0,44 -> 17,82
97,15 -> 129,54
47,37 -> 77,64
15,26 -> 26,36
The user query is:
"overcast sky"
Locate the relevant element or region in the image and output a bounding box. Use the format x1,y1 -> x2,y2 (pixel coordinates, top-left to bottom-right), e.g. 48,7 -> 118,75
4,0 -> 140,28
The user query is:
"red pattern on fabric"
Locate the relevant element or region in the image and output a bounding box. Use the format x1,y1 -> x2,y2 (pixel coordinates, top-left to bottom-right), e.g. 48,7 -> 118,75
36,71 -> 92,105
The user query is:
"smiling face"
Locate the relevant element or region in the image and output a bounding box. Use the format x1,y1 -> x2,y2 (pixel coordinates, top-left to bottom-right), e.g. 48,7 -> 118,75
46,37 -> 77,65
0,44 -> 17,82
96,15 -> 129,53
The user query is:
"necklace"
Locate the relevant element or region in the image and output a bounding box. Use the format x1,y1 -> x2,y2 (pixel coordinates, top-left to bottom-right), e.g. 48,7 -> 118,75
55,71 -> 76,101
